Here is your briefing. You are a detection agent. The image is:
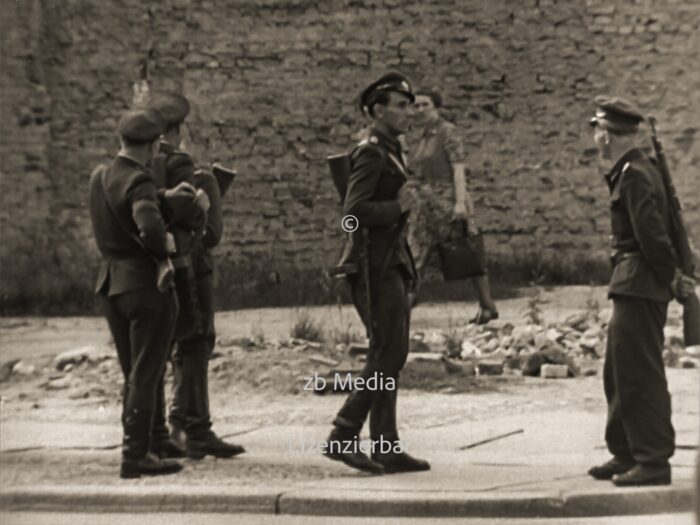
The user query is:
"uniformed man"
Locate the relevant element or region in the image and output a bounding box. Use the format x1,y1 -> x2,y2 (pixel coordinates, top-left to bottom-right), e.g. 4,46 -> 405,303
410,89 -> 498,322
148,92 -> 244,460
324,73 -> 430,474
586,95 -> 694,486
88,109 -> 183,478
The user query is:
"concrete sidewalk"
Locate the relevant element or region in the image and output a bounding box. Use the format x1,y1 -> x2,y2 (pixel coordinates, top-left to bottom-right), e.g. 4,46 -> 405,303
1,409 -> 697,517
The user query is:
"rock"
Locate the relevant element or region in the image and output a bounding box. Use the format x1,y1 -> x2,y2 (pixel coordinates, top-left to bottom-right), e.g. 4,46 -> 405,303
482,338 -> 500,353
582,367 -> 598,376
564,312 -> 589,331
686,345 -> 700,357
442,357 -> 472,375
522,352 -> 545,376
407,352 -> 443,363
218,336 -> 254,348
679,357 -> 699,369
545,328 -> 565,344
512,325 -> 537,346
54,346 -> 109,371
0,359 -> 20,382
499,335 -> 514,348
534,332 -> 550,350
12,361 -> 35,376
46,377 -> 72,390
477,361 -> 504,376
542,346 -> 568,365
308,355 -> 339,367
409,339 -> 432,353
505,355 -> 523,370
541,364 -> 568,379
348,343 -> 369,357
460,340 -> 481,359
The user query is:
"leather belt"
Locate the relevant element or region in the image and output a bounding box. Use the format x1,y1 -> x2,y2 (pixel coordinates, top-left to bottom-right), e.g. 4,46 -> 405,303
610,251 -> 641,267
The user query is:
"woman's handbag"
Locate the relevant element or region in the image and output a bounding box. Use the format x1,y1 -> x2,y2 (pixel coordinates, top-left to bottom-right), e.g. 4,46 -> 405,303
436,220 -> 487,280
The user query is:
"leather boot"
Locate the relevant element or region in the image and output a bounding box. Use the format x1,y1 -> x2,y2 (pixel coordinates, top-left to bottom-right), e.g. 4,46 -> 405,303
588,457 -> 635,480
186,431 -> 246,459
120,452 -> 183,479
612,463 -> 671,486
322,427 -> 384,474
372,447 -> 431,474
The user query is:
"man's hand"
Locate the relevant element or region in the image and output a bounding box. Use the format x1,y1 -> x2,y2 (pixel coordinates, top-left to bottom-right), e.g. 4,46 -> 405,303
164,181 -> 196,201
397,184 -> 418,213
671,270 -> 696,301
195,188 -> 211,213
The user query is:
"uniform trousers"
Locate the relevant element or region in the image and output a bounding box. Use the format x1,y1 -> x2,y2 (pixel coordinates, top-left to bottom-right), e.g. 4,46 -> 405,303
334,265 -> 410,441
604,295 -> 675,465
151,272 -> 216,441
104,288 -> 178,459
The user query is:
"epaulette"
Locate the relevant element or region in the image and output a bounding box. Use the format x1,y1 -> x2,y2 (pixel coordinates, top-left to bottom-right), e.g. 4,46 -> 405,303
358,135 -> 380,147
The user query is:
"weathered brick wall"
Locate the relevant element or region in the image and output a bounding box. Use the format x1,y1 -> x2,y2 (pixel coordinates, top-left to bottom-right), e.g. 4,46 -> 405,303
1,0 -> 698,311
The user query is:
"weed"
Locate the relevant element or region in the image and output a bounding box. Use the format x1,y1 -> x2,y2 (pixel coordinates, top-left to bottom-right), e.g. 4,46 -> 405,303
290,308 -> 324,342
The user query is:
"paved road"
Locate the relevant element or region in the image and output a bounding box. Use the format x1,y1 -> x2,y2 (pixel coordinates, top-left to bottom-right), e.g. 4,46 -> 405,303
0,512 -> 695,525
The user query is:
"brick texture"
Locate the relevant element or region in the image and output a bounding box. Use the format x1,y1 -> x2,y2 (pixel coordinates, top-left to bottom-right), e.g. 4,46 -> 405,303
1,0 -> 698,311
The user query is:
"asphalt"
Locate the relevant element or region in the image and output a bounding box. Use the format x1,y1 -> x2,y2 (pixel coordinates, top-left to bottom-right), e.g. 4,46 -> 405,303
1,410 -> 698,518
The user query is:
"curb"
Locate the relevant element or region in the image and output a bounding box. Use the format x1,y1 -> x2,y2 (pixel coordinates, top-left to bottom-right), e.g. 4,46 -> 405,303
0,483 -> 694,517
0,486 -> 278,514
278,485 -> 695,517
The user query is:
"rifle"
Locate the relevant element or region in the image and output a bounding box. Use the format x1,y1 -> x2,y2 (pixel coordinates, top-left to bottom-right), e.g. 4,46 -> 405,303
648,116 -> 700,347
327,153 -> 375,352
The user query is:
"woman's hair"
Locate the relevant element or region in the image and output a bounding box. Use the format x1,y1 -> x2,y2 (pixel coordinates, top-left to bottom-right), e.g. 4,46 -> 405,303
415,90 -> 442,109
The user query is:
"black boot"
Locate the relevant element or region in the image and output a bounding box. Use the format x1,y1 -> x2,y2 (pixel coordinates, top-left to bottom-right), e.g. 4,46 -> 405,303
372,448 -> 431,473
322,428 -> 384,474
588,457 -> 635,480
186,431 -> 246,459
121,407 -> 183,478
612,463 -> 671,486
120,452 -> 183,479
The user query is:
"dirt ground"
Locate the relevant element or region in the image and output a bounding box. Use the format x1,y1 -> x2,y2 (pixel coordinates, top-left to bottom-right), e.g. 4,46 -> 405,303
0,286 -> 697,487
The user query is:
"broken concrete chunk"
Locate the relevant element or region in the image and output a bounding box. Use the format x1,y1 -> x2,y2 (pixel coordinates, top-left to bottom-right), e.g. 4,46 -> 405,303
477,361 -> 504,376
12,361 -> 36,376
679,357 -> 699,369
541,364 -> 568,378
522,352 -> 545,376
460,340 -> 481,359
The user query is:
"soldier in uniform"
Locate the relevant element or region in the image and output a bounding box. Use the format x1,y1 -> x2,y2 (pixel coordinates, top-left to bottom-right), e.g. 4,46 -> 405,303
586,96 -> 694,486
88,109 -> 183,478
324,73 -> 430,474
409,90 -> 498,322
148,93 -> 244,459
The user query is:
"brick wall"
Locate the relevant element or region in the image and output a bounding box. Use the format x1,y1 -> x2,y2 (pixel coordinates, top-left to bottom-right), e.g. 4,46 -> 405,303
1,0 -> 698,311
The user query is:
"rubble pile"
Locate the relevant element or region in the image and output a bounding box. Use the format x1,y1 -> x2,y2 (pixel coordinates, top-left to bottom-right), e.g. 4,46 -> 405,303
403,307 -> 698,381
1,308 -> 697,400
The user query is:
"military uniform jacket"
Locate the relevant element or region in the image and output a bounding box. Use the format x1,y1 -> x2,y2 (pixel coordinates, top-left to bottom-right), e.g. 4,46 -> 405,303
606,148 -> 676,302
337,127 -> 417,280
89,155 -> 170,296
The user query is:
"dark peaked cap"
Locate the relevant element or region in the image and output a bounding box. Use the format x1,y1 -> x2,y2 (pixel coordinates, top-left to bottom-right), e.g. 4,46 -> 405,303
589,95 -> 645,133
118,108 -> 166,142
148,92 -> 191,127
359,72 -> 415,115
